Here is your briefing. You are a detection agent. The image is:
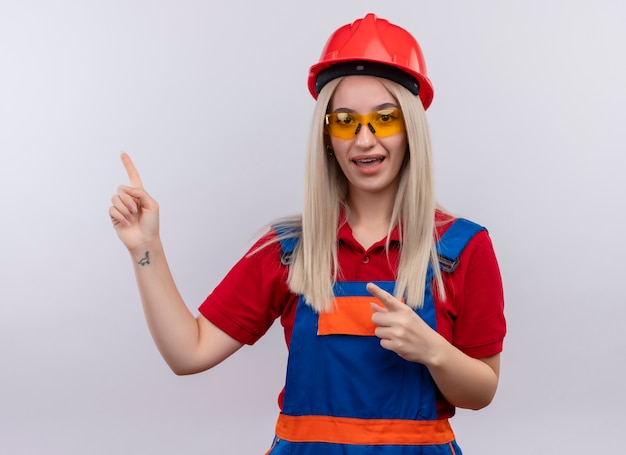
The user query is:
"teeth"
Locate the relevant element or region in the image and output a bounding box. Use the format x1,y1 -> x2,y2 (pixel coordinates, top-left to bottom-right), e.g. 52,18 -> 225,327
355,158 -> 382,163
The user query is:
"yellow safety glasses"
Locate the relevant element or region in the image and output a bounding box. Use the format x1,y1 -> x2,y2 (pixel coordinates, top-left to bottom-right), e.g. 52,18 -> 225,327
325,109 -> 405,140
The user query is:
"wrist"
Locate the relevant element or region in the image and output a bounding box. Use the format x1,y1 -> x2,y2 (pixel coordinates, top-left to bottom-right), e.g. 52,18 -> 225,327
423,332 -> 451,370
128,238 -> 163,266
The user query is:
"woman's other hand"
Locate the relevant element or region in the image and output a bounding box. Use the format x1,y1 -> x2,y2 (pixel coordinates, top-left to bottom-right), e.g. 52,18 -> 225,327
109,153 -> 160,253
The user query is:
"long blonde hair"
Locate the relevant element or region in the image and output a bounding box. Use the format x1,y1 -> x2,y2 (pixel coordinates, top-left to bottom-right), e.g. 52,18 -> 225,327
271,77 -> 445,312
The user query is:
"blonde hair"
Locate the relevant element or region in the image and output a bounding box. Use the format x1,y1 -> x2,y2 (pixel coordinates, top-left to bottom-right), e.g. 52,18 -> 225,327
271,77 -> 445,312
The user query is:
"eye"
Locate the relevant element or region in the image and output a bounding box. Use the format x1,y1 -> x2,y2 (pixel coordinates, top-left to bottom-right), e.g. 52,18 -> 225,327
375,110 -> 398,124
335,113 -> 356,126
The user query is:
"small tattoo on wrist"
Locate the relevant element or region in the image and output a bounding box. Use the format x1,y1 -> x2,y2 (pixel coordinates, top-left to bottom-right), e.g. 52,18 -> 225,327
138,251 -> 150,266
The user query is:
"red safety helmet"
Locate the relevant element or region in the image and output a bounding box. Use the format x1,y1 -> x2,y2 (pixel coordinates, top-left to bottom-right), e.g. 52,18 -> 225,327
308,13 -> 434,110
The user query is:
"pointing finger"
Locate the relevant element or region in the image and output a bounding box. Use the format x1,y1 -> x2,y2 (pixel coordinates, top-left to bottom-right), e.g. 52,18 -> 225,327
366,282 -> 404,311
120,152 -> 144,189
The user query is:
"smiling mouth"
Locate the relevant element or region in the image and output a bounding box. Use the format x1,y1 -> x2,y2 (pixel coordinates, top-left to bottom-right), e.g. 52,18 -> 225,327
353,157 -> 385,166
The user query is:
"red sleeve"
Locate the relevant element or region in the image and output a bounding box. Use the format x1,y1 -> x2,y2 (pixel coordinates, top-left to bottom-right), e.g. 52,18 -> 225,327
436,230 -> 506,359
198,233 -> 296,346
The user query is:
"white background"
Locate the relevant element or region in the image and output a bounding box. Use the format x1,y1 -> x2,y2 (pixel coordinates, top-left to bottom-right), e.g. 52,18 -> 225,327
1,1 -> 625,453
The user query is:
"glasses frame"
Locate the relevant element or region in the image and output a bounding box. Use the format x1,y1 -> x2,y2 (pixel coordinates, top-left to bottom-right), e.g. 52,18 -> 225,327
324,108 -> 405,140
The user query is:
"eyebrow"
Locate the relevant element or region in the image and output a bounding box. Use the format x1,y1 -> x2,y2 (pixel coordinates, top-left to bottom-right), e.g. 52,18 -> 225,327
331,102 -> 399,114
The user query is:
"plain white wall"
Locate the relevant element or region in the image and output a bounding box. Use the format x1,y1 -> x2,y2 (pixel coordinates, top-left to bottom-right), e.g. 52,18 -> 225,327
1,1 -> 625,453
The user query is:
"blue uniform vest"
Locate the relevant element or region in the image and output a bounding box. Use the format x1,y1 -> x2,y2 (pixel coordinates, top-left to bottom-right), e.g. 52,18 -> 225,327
266,219 -> 484,455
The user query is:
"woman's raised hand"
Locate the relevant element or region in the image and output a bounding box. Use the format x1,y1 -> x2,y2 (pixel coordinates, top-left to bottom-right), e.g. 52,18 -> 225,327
109,153 -> 160,252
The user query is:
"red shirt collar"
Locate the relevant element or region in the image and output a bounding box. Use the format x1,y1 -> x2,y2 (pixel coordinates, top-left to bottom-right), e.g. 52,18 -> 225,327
336,208 -> 454,249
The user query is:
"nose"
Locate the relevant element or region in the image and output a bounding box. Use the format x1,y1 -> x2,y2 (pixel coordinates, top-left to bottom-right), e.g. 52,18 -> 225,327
355,122 -> 377,149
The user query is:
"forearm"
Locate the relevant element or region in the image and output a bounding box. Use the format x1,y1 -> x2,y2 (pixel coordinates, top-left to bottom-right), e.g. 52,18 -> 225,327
111,155 -> 243,374
367,282 -> 501,409
128,239 -> 201,373
426,337 -> 500,410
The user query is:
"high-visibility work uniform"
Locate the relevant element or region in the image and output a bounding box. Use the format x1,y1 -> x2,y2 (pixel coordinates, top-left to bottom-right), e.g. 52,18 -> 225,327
265,219 -> 484,454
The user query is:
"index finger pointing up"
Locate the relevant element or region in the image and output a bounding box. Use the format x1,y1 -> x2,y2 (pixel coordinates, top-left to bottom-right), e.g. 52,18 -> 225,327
120,152 -> 144,189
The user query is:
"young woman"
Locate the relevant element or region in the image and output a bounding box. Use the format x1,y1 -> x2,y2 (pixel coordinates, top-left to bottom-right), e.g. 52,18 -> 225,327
109,13 -> 506,454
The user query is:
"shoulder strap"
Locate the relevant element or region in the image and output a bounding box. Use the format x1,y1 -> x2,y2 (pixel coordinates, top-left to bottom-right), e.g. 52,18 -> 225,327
274,225 -> 301,266
436,218 -> 485,272
274,218 -> 485,271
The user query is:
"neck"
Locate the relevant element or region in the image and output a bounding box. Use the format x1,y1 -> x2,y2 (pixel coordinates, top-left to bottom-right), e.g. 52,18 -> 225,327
345,188 -> 397,250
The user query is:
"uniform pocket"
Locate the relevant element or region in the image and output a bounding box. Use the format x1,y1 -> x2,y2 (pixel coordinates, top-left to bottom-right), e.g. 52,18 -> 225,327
318,296 -> 383,336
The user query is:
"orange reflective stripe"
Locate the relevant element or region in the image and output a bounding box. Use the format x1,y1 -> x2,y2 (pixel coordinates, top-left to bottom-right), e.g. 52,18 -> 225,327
318,296 -> 384,336
275,414 -> 455,445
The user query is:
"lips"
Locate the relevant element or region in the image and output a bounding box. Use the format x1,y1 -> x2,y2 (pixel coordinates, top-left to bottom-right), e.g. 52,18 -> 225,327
352,156 -> 385,167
